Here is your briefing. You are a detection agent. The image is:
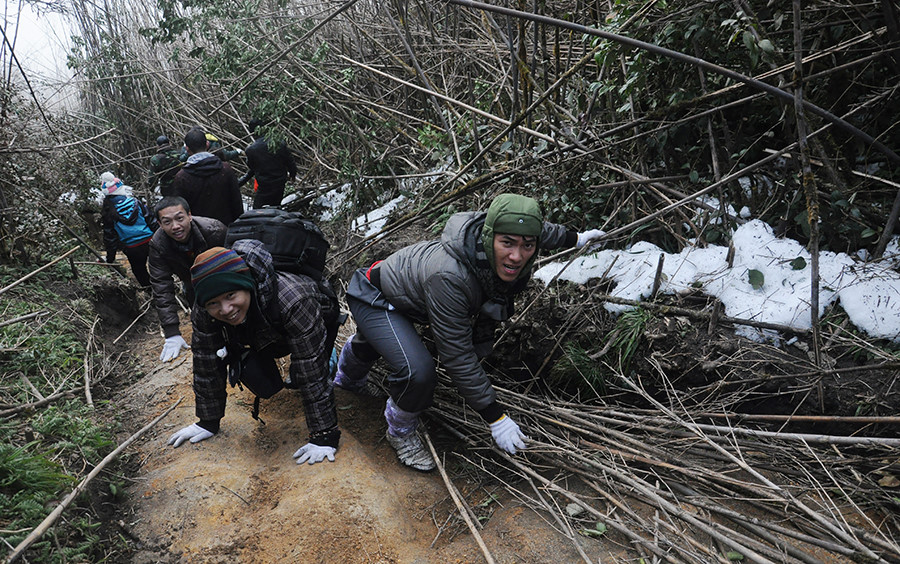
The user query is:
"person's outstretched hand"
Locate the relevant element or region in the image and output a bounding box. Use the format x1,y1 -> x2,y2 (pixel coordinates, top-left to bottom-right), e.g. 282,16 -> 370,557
293,443 -> 336,464
576,229 -> 606,248
167,424 -> 214,447
160,335 -> 190,362
490,415 -> 527,454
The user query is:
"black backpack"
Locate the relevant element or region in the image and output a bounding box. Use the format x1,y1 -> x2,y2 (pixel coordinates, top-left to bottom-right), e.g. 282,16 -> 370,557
224,208 -> 345,420
225,208 -> 329,280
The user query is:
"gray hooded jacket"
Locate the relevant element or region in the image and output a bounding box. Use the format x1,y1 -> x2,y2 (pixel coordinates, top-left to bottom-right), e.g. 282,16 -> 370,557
348,211 -> 575,413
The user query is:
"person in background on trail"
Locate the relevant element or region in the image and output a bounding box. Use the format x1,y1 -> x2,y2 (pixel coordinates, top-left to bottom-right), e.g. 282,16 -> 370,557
238,118 -> 298,209
99,171 -> 158,288
334,193 -> 605,471
149,196 -> 227,363
172,127 -> 244,226
167,242 -> 342,466
148,135 -> 183,197
178,128 -> 244,163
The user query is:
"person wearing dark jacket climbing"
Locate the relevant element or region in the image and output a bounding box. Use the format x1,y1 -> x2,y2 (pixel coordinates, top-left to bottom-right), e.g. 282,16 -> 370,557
172,127 -> 244,225
334,193 -> 605,471
178,129 -> 244,163
238,118 -> 298,209
149,196 -> 227,363
99,172 -> 157,288
148,135 -> 183,197
167,241 -> 341,466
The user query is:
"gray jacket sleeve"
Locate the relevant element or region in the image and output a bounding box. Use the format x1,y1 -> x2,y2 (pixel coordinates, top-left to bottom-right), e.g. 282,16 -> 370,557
541,221 -> 577,250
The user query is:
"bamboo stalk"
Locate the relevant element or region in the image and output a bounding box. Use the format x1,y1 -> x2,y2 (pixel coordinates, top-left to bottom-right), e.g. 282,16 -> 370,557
0,387 -> 85,418
421,430 -> 496,564
0,247 -> 81,296
0,311 -> 47,329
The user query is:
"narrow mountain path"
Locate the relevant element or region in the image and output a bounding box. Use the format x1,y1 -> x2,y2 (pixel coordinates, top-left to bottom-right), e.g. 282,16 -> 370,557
115,319 -> 604,563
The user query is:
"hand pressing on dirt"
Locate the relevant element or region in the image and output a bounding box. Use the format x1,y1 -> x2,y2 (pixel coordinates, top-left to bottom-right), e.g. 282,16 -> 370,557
490,415 -> 527,454
167,423 -> 214,447
293,443 -> 336,464
160,335 -> 190,362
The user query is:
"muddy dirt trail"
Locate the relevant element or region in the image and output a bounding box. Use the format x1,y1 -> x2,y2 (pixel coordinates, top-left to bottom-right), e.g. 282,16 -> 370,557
116,318 -> 602,563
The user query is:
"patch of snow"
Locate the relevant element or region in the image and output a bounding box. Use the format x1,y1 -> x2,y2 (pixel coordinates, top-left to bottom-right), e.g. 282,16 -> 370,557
316,184 -> 352,222
352,196 -> 408,238
534,219 -> 900,343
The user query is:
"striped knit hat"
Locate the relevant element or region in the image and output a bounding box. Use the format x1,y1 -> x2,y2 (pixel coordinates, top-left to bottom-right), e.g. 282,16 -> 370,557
191,247 -> 256,306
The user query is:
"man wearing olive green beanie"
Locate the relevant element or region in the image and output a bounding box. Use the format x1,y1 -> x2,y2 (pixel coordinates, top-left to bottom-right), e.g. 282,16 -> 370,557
334,193 -> 605,471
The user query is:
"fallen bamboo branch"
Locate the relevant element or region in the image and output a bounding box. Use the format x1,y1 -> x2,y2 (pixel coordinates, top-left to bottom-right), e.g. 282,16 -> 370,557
84,317 -> 99,407
0,311 -> 48,329
4,396 -> 183,564
72,261 -> 122,267
695,412 -> 900,425
0,247 -> 81,296
19,373 -> 44,402
0,387 -> 86,418
422,430 -> 496,564
610,411 -> 900,447
0,127 -> 115,154
35,202 -> 115,269
113,299 -> 152,344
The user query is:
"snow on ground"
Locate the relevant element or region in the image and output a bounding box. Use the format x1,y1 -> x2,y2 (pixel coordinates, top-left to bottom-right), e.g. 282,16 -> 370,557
534,219 -> 900,343
351,195 -> 408,238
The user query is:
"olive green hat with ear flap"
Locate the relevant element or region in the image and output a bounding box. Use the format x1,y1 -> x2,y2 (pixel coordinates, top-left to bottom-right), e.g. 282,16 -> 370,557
481,194 -> 543,280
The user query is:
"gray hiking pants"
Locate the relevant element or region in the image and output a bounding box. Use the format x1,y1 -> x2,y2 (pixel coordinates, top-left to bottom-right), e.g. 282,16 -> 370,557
344,273 -> 437,413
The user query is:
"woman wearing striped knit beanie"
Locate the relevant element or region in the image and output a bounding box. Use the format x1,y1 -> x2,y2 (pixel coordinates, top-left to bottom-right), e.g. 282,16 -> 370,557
166,241 -> 341,466
190,247 -> 256,325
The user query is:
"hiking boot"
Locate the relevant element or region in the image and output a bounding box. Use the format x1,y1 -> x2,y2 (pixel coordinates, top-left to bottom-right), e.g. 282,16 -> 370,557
385,430 -> 436,472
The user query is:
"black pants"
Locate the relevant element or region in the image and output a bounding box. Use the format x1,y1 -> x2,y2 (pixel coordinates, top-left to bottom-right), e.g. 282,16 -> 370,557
253,181 -> 287,209
122,240 -> 151,287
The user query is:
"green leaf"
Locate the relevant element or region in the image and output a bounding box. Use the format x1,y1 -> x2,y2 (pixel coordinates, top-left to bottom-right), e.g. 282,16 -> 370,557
726,551 -> 744,561
758,39 -> 775,53
579,522 -> 608,538
742,31 -> 755,52
790,257 -> 806,270
774,12 -> 785,29
689,170 -> 699,183
861,228 -> 878,239
748,269 -> 764,290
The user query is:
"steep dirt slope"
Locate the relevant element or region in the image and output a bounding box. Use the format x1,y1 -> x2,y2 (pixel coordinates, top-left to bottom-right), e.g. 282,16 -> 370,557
115,320 -> 607,563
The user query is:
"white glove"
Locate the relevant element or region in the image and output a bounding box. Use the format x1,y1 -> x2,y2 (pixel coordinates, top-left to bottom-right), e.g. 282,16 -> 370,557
490,415 -> 527,454
293,443 -> 336,465
576,229 -> 606,248
167,423 -> 214,447
160,335 -> 190,362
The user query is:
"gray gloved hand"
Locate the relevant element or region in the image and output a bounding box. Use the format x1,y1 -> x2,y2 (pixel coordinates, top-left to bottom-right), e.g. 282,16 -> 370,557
292,443 -> 336,464
160,335 -> 190,362
167,423 -> 214,447
576,229 -> 606,248
490,415 -> 527,454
